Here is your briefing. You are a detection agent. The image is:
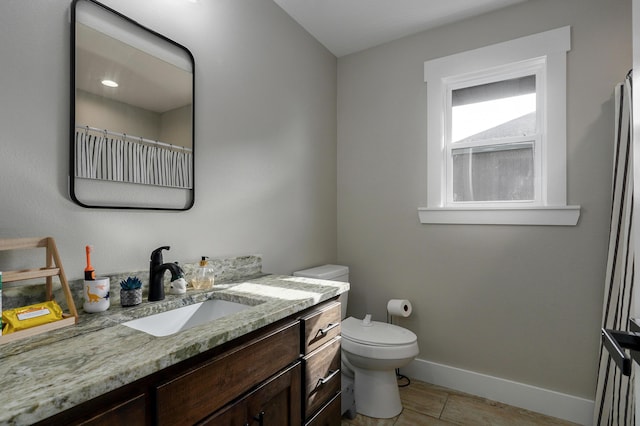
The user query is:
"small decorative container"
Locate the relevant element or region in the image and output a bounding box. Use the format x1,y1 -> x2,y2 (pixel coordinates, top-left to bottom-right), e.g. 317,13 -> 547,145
120,288 -> 142,307
120,277 -> 143,307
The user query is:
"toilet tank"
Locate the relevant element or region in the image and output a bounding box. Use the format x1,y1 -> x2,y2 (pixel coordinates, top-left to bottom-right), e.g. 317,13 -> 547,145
293,264 -> 349,319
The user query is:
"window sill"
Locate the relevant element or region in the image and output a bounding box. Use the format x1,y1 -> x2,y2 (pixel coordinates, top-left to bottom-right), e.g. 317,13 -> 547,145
418,205 -> 581,226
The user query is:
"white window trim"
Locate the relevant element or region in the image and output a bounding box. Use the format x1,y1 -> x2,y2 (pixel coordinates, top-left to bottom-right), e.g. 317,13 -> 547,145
420,26 -> 580,226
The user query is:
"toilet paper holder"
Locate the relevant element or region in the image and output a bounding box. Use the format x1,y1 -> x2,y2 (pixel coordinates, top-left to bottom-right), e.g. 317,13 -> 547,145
602,318 -> 640,376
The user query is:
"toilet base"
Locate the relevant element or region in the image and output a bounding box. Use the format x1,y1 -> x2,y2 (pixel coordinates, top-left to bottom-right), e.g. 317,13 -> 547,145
353,368 -> 402,418
341,373 -> 356,419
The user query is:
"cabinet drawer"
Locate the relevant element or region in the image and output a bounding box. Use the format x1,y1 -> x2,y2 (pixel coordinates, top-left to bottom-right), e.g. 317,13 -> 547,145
78,393 -> 146,426
303,337 -> 341,418
305,392 -> 341,426
156,321 -> 300,425
300,300 -> 341,354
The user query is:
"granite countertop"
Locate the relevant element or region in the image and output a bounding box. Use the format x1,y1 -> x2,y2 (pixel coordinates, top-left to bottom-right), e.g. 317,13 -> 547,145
0,274 -> 349,425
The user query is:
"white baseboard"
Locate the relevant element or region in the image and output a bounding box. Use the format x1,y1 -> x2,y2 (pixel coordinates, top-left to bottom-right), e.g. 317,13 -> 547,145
400,358 -> 594,426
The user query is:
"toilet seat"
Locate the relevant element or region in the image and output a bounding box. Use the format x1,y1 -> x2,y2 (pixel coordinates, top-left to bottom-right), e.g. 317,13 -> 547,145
342,337 -> 419,360
342,316 -> 417,346
341,316 -> 419,361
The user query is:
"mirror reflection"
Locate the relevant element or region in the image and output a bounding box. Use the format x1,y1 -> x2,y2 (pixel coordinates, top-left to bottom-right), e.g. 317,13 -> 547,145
71,0 -> 194,210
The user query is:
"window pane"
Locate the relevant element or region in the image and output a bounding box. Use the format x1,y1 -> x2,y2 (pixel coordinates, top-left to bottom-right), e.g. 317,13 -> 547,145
452,142 -> 534,202
452,75 -> 536,143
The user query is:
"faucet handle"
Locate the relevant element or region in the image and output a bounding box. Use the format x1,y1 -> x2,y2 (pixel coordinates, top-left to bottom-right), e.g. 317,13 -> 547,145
170,262 -> 184,280
150,246 -> 170,263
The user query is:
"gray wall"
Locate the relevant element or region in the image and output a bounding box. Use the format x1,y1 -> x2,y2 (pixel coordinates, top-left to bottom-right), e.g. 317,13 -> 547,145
0,1 -> 337,278
337,0 -> 631,398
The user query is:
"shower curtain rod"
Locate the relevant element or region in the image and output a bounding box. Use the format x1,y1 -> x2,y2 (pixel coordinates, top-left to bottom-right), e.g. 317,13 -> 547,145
75,125 -> 192,152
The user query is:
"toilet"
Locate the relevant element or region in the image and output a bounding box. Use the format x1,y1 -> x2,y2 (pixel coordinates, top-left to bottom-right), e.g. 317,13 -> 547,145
293,265 -> 419,419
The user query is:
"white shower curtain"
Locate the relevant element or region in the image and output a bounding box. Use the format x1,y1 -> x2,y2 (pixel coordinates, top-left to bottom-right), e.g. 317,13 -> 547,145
594,72 -> 635,426
75,129 -> 193,189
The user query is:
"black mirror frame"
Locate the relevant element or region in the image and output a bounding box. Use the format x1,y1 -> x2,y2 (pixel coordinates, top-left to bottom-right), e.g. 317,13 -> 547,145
70,0 -> 195,210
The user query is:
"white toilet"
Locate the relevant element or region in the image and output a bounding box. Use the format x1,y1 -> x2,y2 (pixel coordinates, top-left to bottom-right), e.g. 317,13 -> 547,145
293,265 -> 419,419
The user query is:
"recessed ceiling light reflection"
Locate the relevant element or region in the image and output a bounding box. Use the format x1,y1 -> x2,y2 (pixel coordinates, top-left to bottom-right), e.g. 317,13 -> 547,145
101,79 -> 118,88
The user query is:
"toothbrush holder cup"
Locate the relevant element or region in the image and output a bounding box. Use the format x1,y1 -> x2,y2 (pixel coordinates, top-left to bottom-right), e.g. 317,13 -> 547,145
83,277 -> 110,313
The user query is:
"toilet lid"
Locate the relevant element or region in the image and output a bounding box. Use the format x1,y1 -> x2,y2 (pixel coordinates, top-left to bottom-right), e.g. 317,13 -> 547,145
341,316 -> 417,346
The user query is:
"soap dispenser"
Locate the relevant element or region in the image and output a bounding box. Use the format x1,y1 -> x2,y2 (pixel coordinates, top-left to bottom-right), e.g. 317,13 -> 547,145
191,256 -> 215,290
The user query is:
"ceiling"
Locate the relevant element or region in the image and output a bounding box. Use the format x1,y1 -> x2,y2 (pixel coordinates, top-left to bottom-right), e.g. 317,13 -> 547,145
273,0 -> 528,57
75,23 -> 192,113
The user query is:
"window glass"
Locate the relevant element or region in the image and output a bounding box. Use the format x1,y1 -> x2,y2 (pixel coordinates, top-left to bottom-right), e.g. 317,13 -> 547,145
449,74 -> 537,203
451,75 -> 536,143
452,142 -> 534,202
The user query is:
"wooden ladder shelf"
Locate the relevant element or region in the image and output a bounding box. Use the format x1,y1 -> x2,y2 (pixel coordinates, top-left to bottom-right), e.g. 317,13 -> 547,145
0,237 -> 79,344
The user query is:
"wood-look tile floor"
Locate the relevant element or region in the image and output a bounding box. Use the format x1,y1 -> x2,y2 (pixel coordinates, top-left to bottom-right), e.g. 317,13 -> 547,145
340,379 -> 580,426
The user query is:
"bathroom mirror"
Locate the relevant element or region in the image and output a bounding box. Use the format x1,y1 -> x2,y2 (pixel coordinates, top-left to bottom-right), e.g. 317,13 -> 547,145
71,0 -> 195,210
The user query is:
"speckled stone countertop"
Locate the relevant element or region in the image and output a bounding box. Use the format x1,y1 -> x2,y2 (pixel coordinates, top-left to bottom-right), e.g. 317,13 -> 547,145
0,274 -> 349,425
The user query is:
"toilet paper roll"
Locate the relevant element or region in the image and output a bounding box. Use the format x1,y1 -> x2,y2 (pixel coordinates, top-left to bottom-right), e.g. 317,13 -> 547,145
387,299 -> 412,317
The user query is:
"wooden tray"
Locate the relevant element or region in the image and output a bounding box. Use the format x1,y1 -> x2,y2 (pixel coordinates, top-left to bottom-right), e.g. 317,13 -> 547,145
0,237 -> 78,344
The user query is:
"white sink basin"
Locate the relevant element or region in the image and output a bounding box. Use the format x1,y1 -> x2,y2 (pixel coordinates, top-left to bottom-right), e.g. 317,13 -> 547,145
122,299 -> 254,337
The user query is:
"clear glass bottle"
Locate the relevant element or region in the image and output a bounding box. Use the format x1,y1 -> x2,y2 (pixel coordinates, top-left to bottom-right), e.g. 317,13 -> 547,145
190,256 -> 215,290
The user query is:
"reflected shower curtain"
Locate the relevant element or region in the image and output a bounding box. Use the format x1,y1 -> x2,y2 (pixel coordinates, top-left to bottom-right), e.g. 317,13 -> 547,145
75,130 -> 192,189
594,73 -> 635,426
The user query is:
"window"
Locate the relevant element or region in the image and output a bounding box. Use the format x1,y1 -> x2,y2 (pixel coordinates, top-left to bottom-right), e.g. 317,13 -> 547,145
449,70 -> 540,204
419,26 -> 580,225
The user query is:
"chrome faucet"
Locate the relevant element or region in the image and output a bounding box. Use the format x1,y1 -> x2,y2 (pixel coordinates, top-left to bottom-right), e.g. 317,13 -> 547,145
149,246 -> 184,301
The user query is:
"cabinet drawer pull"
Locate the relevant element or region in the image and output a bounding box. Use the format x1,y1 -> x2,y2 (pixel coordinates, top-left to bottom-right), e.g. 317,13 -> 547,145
315,322 -> 339,338
315,369 -> 340,388
253,410 -> 265,425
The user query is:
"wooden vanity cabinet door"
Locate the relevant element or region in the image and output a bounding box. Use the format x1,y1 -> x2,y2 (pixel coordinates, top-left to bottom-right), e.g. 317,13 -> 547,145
155,320 -> 300,425
197,400 -> 246,426
199,362 -> 301,426
245,362 -> 301,426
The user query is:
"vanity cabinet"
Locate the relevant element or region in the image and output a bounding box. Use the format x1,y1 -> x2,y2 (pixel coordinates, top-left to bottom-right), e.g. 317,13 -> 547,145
155,321 -> 300,425
36,298 -> 343,426
299,300 -> 342,425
